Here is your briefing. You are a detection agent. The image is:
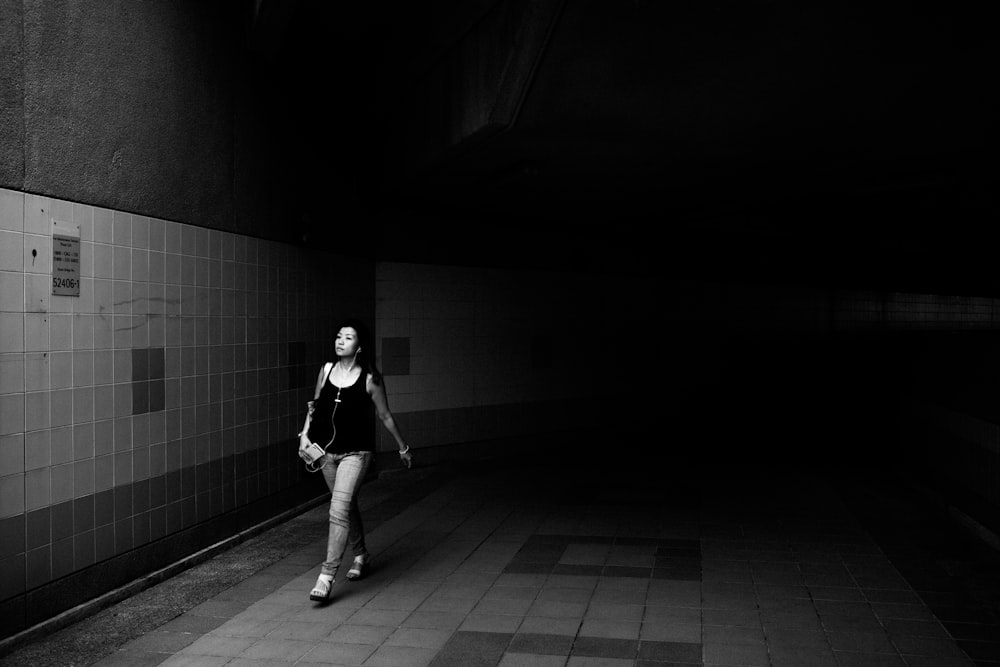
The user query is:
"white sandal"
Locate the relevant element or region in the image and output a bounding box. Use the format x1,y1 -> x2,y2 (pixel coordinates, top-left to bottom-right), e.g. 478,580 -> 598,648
346,555 -> 370,581
309,576 -> 332,602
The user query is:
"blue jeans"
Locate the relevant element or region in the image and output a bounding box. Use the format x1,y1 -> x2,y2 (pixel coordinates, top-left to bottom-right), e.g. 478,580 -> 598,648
320,451 -> 372,577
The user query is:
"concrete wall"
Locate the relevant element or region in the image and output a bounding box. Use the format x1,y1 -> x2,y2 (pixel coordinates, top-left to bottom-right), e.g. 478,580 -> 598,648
0,0 -> 297,239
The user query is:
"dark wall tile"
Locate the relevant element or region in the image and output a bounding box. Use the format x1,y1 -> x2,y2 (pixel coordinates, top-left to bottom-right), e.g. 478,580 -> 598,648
133,381 -> 149,415
0,515 -> 25,559
165,471 -> 181,504
73,496 -> 94,535
133,512 -> 150,548
381,337 -> 410,376
95,523 -> 115,561
133,479 -> 150,514
50,501 -> 74,542
149,474 -> 166,508
51,537 -> 74,579
0,553 -> 25,599
149,506 -> 166,541
25,545 -> 51,590
114,484 -> 133,520
74,530 -> 94,569
26,508 -> 50,551
114,519 -> 132,555
149,348 -> 165,380
132,348 -> 148,381
149,379 -> 165,413
94,489 -> 114,527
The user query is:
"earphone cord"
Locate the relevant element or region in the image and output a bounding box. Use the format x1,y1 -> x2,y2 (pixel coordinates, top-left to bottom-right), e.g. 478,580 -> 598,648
306,386 -> 342,473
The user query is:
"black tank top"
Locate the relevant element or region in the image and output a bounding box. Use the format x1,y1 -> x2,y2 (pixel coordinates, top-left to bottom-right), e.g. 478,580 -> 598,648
307,366 -> 373,454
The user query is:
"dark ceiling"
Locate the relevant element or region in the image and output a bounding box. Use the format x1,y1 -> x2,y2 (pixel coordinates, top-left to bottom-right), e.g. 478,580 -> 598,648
267,1 -> 997,293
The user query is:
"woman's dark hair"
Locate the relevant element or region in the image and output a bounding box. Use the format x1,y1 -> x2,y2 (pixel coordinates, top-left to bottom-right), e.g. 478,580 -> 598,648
337,318 -> 382,386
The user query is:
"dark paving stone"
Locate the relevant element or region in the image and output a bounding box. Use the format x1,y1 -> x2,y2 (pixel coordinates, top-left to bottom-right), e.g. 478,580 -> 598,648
653,568 -> 701,581
602,566 -> 651,578
503,562 -> 553,575
571,636 -> 638,659
552,564 -> 603,576
429,630 -> 513,667
638,640 -> 703,663
515,543 -> 567,562
508,632 -> 574,656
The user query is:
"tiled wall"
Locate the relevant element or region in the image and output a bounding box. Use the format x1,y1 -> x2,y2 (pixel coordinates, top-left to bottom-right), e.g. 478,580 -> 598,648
372,262 -> 645,452
0,187 -> 371,636
373,263 -> 1000,455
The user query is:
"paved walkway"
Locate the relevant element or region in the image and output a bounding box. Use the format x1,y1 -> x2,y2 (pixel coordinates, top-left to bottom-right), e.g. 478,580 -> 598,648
4,457 -> 1000,666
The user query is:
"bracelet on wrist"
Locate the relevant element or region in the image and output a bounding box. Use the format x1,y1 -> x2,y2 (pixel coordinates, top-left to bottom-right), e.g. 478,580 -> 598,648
399,445 -> 410,455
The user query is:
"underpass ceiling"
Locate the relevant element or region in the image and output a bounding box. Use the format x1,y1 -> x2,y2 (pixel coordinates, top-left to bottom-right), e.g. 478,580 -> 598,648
283,1 -> 997,292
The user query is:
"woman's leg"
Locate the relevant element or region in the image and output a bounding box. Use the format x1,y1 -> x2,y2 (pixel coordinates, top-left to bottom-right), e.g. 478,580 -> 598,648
320,452 -> 370,577
347,452 -> 372,558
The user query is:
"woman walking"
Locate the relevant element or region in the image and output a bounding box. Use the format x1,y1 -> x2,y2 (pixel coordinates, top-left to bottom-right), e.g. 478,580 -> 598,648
299,319 -> 413,602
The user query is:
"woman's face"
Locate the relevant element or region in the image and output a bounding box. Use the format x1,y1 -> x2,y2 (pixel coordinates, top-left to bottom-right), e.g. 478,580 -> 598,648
335,327 -> 360,357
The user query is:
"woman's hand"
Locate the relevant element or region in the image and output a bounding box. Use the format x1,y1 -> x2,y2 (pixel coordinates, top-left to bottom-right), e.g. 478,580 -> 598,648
399,447 -> 413,469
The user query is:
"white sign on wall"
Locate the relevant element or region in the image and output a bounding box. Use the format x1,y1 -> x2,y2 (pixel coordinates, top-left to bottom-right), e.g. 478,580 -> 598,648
52,219 -> 81,296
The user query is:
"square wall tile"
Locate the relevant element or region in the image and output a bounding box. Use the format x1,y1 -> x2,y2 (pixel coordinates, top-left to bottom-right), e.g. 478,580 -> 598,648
0,189 -> 24,231
23,194 -> 49,235
23,234 -> 51,274
73,423 -> 94,460
132,216 -> 149,249
93,209 -> 112,243
0,231 -> 24,271
94,385 -> 114,421
51,463 -> 74,504
95,455 -> 114,492
94,419 -> 113,456
25,467 -> 51,511
73,313 -> 94,350
50,425 -> 73,465
93,279 -> 112,313
24,273 -> 49,313
112,280 -> 131,314
94,314 -> 113,350
73,350 -> 94,386
50,315 -> 73,351
133,249 -> 148,282
0,433 -> 24,477
0,354 -> 24,394
24,314 -> 48,352
0,473 -> 25,517
26,507 -> 49,549
0,272 -> 23,312
93,244 -> 113,279
25,391 -> 50,431
0,313 -> 23,353
73,387 -> 94,423
74,458 -> 95,499
94,350 -> 113,385
149,219 -> 164,252
112,211 -> 131,247
51,389 -> 73,427
24,352 -> 48,391
73,203 -> 93,241
24,429 -> 50,470
50,351 -> 72,388
0,512 -> 25,557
